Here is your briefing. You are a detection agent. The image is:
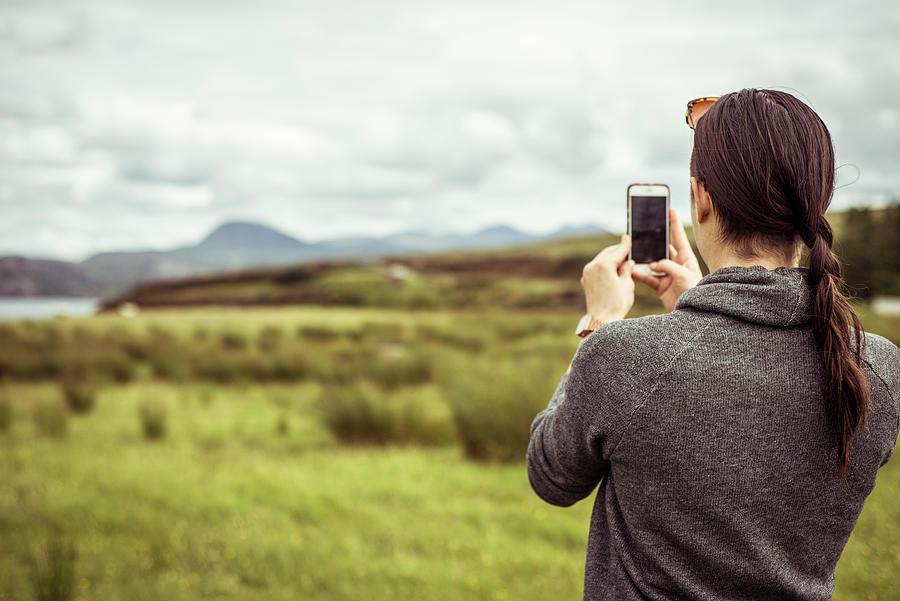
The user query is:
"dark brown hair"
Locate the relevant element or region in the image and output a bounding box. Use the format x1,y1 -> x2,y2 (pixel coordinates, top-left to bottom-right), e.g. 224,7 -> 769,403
690,88 -> 869,482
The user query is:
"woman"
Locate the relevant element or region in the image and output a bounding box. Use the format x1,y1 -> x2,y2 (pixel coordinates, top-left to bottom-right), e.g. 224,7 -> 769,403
526,89 -> 899,600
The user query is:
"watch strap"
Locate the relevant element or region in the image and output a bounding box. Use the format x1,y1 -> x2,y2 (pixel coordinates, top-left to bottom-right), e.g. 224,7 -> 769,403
575,314 -> 604,338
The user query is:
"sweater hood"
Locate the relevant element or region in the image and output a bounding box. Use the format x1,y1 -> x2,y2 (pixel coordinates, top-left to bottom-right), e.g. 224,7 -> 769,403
675,265 -> 812,327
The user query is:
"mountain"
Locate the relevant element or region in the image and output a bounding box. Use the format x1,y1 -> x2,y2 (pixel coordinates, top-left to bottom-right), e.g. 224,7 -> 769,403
0,256 -> 103,297
197,221 -> 310,253
79,221 -> 311,291
1,220 -> 610,298
547,224 -> 609,239
469,225 -> 538,247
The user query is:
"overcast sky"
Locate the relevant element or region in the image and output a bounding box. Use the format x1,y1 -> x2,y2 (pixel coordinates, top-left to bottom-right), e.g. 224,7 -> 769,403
1,0 -> 898,261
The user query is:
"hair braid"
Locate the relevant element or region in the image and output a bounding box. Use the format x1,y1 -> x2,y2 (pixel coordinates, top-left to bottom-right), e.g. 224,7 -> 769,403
805,215 -> 869,482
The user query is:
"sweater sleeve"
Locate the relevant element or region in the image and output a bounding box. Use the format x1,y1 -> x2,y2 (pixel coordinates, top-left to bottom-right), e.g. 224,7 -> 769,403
862,333 -> 900,467
526,315 -> 689,507
526,331 -> 628,507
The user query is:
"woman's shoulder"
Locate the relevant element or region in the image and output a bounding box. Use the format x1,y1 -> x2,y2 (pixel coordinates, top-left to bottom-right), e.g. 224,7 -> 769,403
862,332 -> 900,400
591,309 -> 711,340
863,331 -> 900,359
579,310 -> 710,364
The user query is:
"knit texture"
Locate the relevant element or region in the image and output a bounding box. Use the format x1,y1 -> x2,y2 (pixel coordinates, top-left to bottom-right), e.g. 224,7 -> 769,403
527,266 -> 900,601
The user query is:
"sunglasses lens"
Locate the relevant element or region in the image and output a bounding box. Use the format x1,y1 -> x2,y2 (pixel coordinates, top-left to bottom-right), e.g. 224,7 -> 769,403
688,99 -> 716,128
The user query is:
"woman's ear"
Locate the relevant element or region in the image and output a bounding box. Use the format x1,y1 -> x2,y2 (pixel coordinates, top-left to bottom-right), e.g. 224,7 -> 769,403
690,177 -> 712,224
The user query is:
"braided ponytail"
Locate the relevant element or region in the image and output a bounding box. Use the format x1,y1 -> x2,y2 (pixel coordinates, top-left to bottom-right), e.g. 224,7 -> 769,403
692,89 -> 871,483
805,216 -> 870,482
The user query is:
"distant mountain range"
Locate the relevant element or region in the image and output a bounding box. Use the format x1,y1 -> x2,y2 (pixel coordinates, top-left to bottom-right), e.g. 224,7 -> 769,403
0,221 -> 609,298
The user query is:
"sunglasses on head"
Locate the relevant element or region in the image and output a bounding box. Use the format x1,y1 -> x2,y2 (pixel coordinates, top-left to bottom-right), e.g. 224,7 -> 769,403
685,97 -> 719,129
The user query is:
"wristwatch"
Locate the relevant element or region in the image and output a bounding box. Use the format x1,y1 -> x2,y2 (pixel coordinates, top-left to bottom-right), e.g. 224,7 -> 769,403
575,314 -> 604,338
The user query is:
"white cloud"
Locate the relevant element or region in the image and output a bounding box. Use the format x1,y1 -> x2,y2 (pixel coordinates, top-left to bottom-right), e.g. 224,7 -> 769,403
103,179 -> 214,209
0,123 -> 76,161
0,0 -> 897,260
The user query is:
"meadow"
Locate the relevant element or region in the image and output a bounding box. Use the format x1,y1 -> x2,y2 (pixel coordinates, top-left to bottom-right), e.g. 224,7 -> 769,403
0,305 -> 898,601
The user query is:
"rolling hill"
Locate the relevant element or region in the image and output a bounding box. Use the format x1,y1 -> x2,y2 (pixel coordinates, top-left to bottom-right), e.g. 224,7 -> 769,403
97,203 -> 900,312
98,231 -> 631,313
1,221 -> 608,298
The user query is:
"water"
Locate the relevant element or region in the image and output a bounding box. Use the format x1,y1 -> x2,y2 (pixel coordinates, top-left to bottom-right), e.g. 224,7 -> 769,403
0,297 -> 101,321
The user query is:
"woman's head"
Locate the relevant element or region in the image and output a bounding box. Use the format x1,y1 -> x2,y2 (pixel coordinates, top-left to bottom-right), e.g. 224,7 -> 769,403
690,89 -> 833,261
690,88 -> 869,482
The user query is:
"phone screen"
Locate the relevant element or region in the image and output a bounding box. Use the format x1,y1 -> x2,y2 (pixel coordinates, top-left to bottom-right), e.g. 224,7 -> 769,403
630,195 -> 668,264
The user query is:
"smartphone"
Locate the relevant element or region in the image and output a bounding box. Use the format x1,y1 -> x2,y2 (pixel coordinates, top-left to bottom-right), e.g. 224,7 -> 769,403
627,183 -> 670,275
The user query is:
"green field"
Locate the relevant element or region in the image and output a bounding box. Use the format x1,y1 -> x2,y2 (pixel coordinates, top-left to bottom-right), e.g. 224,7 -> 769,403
1,306 -> 898,601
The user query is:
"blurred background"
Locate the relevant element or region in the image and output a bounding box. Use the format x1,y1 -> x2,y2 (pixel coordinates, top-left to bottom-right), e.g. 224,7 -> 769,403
1,1 -> 898,600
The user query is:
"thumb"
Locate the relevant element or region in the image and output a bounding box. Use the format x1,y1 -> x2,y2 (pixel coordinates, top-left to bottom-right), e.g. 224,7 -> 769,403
618,259 -> 635,279
649,258 -> 692,279
596,234 -> 631,264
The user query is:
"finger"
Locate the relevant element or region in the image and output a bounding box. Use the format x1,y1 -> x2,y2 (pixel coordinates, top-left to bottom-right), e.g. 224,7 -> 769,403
669,208 -> 694,259
669,244 -> 678,260
648,258 -> 692,279
592,235 -> 631,266
631,269 -> 662,291
612,234 -> 632,263
618,259 -> 635,279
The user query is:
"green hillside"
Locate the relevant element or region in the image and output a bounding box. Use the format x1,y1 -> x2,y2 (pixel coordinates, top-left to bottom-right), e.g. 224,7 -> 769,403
101,204 -> 899,313
98,234 -> 621,312
99,228 -> 680,312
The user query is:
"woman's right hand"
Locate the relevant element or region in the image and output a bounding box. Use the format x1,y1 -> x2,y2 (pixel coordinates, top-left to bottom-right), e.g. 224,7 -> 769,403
631,208 -> 704,312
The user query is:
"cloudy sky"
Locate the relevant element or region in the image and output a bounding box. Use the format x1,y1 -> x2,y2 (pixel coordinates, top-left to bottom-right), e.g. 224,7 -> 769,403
1,0 -> 898,261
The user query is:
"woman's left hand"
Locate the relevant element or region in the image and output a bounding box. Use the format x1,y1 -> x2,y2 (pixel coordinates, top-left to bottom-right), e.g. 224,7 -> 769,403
580,235 -> 635,323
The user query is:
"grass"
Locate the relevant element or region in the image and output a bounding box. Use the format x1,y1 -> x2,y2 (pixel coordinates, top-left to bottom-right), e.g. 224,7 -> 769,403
835,453 -> 900,601
0,305 -> 897,600
0,387 -> 590,600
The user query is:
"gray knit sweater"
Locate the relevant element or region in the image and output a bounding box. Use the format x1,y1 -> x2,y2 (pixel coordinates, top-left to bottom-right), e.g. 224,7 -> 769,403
527,266 -> 900,601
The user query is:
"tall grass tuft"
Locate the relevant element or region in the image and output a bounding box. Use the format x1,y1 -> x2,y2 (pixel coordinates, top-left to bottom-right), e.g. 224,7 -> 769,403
138,398 -> 167,441
275,414 -> 289,436
0,396 -> 13,433
33,398 -> 68,439
0,391 -> 11,433
414,324 -> 486,352
60,379 -> 97,415
145,337 -> 190,381
191,350 -> 253,383
251,351 -> 309,381
359,321 -> 408,343
318,384 -> 399,445
362,345 -> 433,389
57,347 -> 136,383
319,383 -> 455,446
219,331 -> 248,351
258,326 -> 283,351
440,358 -> 560,462
30,534 -> 77,601
297,325 -> 341,341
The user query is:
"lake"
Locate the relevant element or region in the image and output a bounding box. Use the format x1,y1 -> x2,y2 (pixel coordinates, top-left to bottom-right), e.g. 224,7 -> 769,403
0,297 -> 101,321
